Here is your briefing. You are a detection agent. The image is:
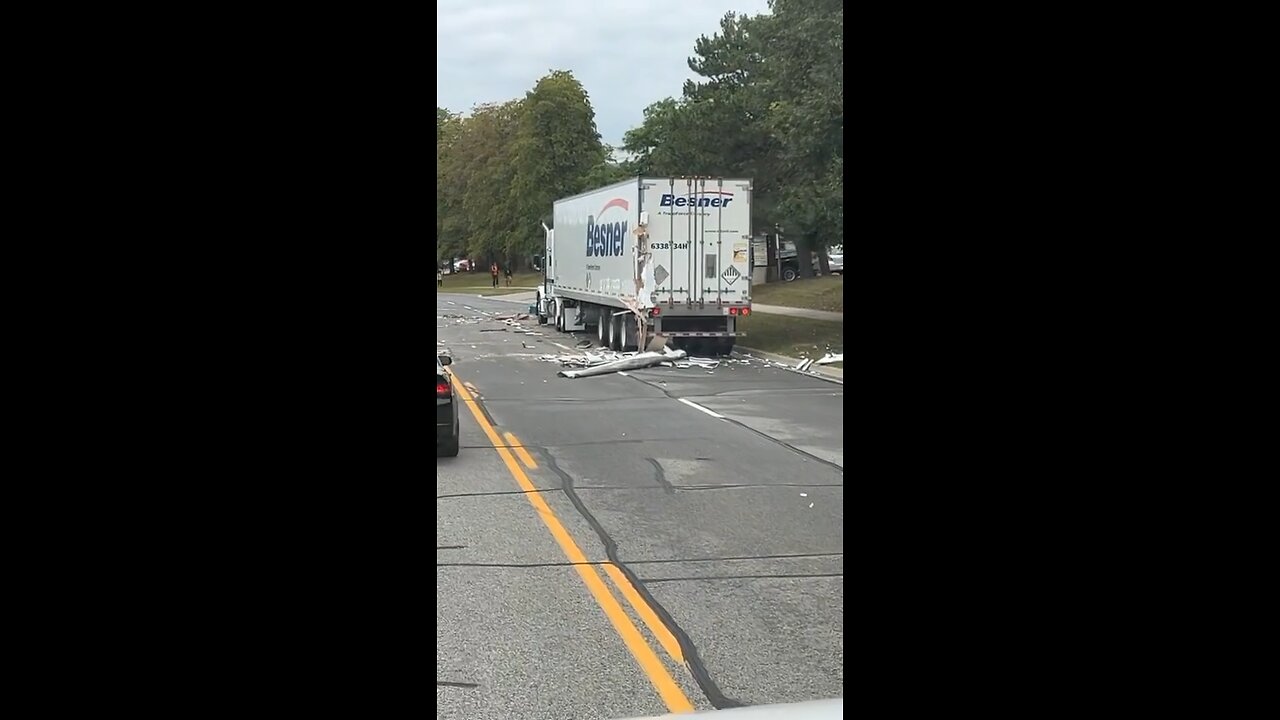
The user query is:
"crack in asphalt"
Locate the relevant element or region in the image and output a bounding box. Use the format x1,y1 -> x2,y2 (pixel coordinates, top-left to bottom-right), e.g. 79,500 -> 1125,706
436,489 -> 557,500
437,681 -> 479,689
640,573 -> 845,583
675,482 -> 845,491
437,552 -> 844,569
539,449 -> 745,711
647,457 -> 675,494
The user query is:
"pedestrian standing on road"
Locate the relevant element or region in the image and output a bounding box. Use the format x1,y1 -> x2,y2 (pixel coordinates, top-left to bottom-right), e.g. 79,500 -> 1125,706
437,268 -> 443,287
490,262 -> 499,289
504,266 -> 513,287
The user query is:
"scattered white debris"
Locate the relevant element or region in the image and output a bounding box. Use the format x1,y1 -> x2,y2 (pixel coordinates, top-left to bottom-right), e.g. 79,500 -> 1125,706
800,493 -> 808,497
557,348 -> 689,378
442,309 -> 842,380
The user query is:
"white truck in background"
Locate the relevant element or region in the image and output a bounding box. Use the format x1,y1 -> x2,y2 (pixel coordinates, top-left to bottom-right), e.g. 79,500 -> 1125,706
536,177 -> 753,355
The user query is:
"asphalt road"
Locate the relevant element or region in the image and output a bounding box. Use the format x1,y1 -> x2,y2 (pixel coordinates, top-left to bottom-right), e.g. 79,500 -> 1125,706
436,293 -> 844,719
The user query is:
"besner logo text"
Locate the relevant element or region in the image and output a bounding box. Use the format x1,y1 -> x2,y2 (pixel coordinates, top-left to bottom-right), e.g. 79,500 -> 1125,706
586,198 -> 629,257
660,193 -> 734,208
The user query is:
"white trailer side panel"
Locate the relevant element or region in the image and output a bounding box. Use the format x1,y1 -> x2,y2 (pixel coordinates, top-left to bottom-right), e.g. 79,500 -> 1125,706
640,177 -> 752,307
551,178 -> 641,309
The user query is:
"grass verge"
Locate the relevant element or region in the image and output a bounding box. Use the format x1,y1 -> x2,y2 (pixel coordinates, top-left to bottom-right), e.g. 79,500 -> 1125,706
736,312 -> 843,360
437,271 -> 542,295
750,275 -> 843,312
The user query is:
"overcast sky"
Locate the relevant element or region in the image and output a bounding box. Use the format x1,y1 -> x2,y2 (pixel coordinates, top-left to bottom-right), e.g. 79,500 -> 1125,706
436,0 -> 772,147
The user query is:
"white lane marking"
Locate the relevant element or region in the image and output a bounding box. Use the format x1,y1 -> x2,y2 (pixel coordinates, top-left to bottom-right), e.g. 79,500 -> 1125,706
463,305 -> 475,310
678,398 -> 724,419
448,301 -> 456,305
618,371 -> 629,376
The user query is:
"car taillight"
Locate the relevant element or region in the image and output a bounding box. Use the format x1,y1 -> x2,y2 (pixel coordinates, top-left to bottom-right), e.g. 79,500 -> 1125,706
437,380 -> 451,397
650,307 -> 661,316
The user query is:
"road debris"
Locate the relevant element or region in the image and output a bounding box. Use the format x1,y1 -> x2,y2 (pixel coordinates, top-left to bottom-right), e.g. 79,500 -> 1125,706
442,309 -> 841,381
734,353 -> 842,380
556,348 -> 689,378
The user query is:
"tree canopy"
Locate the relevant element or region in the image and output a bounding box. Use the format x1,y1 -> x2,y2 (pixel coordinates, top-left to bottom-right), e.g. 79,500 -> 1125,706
437,0 -> 843,274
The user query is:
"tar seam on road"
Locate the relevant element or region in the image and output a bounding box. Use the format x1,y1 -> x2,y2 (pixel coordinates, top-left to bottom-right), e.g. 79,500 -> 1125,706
437,681 -> 479,689
436,488 -> 558,500
540,450 -> 745,710
639,573 -> 845,583
437,551 -> 844,570
647,457 -> 676,494
676,483 -> 845,492
447,371 -> 696,715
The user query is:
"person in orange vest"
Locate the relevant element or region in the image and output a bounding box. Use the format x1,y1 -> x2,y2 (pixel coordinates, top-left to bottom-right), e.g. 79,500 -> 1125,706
490,262 -> 499,288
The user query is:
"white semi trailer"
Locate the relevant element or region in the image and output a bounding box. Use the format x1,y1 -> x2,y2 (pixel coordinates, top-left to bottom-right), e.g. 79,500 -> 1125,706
536,177 -> 754,355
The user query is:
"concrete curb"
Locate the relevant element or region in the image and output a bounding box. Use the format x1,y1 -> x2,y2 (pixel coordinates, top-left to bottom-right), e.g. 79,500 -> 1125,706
734,345 -> 844,384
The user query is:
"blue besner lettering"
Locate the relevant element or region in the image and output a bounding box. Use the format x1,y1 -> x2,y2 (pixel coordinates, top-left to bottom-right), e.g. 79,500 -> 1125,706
659,194 -> 734,208
586,216 -> 627,257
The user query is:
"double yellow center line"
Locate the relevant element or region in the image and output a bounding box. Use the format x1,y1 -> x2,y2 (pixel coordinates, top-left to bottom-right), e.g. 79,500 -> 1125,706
448,370 -> 695,714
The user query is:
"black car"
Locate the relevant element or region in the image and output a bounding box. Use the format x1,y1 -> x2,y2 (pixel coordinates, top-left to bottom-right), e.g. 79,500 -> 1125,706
437,355 -> 459,456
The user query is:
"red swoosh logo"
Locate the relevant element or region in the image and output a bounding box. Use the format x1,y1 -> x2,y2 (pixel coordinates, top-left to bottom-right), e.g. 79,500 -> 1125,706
599,198 -> 629,215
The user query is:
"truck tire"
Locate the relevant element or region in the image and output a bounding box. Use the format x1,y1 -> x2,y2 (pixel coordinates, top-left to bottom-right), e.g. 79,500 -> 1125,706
537,296 -> 548,325
623,315 -> 638,351
782,266 -> 799,282
608,313 -> 622,351
597,310 -> 607,346
715,337 -> 736,356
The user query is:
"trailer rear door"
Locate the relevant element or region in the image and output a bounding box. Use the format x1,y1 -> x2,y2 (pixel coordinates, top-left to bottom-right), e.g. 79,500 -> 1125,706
640,177 -> 752,308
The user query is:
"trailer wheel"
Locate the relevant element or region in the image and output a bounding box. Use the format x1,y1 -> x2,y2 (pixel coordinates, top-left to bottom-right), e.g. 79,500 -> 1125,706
623,315 -> 639,351
782,266 -> 799,282
596,310 -> 607,346
715,338 -> 736,356
607,313 -> 621,351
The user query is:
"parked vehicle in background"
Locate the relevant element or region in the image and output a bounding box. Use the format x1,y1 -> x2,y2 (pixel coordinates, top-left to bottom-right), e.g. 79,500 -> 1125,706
777,241 -> 842,280
436,355 -> 459,457
536,177 -> 754,356
452,259 -> 471,272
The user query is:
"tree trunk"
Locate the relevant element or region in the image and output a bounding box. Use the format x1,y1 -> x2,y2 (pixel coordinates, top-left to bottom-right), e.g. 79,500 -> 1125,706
815,245 -> 830,275
796,240 -> 816,279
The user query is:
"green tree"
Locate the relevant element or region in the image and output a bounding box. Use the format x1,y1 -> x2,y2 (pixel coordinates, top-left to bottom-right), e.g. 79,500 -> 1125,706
436,107 -> 464,265
508,70 -> 608,264
619,4 -> 843,277
759,0 -> 844,275
623,11 -> 781,234
437,100 -> 524,269
580,144 -> 633,188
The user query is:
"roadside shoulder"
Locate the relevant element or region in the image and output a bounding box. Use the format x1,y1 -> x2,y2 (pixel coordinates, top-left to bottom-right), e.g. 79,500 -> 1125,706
734,346 -> 843,384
